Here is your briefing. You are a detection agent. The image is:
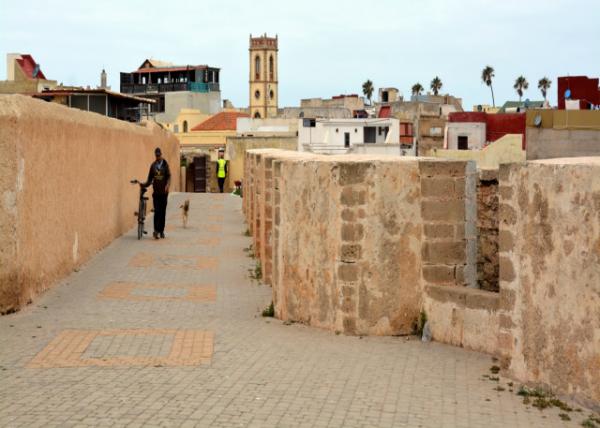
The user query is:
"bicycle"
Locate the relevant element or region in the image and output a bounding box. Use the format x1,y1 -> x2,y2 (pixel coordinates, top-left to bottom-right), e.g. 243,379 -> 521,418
130,179 -> 149,239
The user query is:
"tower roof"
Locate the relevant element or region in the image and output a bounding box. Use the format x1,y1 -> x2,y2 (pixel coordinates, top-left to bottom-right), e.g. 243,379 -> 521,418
250,33 -> 278,50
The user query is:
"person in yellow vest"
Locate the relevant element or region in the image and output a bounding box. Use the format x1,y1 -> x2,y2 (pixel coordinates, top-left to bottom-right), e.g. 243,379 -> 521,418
216,150 -> 228,193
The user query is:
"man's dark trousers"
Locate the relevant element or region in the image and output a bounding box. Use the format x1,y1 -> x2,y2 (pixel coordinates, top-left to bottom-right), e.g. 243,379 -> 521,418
153,193 -> 168,233
218,177 -> 225,193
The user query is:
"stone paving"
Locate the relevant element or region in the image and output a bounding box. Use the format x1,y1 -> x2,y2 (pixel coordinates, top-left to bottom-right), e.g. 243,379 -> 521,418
0,193 -> 593,427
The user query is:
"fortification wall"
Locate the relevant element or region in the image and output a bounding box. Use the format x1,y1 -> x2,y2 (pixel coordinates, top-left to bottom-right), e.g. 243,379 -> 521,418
0,95 -> 180,313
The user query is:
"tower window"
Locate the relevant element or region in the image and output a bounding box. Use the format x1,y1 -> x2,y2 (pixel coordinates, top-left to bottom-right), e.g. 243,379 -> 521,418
269,90 -> 274,100
254,111 -> 261,119
255,56 -> 261,80
255,90 -> 261,99
269,55 -> 274,80
183,121 -> 188,133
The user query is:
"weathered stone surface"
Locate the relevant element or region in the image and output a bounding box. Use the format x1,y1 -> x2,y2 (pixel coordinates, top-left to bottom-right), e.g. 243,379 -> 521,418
500,159 -> 600,406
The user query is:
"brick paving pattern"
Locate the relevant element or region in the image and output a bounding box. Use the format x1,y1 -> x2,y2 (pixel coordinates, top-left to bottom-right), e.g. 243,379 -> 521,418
0,193 -> 592,427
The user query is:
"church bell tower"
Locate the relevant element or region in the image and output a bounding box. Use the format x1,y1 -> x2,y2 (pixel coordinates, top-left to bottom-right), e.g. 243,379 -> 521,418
249,33 -> 278,119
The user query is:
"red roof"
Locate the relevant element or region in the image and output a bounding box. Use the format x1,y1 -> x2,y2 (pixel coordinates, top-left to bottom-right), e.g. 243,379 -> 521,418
378,105 -> 391,118
16,54 -> 47,80
191,112 -> 250,132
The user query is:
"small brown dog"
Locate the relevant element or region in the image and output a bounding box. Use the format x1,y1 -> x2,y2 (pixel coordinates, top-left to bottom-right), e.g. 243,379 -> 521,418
180,199 -> 190,228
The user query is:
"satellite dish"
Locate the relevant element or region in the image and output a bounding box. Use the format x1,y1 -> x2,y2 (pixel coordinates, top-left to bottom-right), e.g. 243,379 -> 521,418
565,89 -> 571,99
524,98 -> 530,108
534,114 -> 542,127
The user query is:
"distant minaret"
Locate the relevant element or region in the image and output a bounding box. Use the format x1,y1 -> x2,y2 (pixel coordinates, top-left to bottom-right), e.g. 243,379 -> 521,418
100,69 -> 108,89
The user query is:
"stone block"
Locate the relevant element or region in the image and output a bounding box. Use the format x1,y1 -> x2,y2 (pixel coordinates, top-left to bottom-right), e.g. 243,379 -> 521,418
499,256 -> 515,282
419,160 -> 466,178
422,265 -> 455,283
423,223 -> 454,239
340,244 -> 362,262
498,230 -> 514,252
421,200 -> 465,222
422,241 -> 466,264
338,264 -> 359,282
338,163 -> 370,186
341,223 -> 364,242
420,178 -> 455,198
340,187 -> 367,206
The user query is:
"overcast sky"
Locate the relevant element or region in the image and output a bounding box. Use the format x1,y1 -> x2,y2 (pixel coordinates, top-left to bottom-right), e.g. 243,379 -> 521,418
1,0 -> 599,109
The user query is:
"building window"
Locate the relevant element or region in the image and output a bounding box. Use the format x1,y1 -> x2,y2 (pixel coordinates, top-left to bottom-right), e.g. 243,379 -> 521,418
255,90 -> 260,99
458,136 -> 469,150
183,121 -> 188,133
270,90 -> 274,99
255,56 -> 261,80
174,124 -> 179,133
254,111 -> 261,119
344,132 -> 350,148
269,55 -> 274,80
302,118 -> 316,127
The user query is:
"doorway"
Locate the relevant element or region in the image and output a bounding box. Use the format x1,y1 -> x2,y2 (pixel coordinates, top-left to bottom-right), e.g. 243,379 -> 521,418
192,155 -> 207,192
458,136 -> 469,150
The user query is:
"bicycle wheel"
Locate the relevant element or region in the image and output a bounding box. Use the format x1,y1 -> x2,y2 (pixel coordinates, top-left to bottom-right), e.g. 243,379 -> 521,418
137,198 -> 145,240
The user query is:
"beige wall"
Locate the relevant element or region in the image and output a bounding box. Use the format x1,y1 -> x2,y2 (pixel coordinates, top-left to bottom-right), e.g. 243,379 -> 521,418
226,136 -> 297,186
0,95 -> 180,313
497,158 -> 600,407
430,134 -> 525,169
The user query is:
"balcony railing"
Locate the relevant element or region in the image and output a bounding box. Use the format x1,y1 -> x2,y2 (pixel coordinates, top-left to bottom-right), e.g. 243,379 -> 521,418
121,82 -> 220,94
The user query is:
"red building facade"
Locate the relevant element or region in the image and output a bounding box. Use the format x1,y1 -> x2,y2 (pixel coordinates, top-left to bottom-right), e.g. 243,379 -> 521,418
557,76 -> 600,110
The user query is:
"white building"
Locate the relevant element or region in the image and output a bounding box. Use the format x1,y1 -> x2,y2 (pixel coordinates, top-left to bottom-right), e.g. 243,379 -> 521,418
237,118 -> 298,136
298,118 -> 402,155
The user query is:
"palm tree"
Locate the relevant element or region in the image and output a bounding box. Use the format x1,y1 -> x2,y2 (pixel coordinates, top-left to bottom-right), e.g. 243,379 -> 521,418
362,80 -> 374,105
481,66 -> 495,107
538,77 -> 551,101
430,76 -> 443,96
514,76 -> 529,102
411,83 -> 424,97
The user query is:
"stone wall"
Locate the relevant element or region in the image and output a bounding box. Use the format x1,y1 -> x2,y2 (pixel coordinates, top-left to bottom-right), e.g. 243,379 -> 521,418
497,158 -> 600,407
245,150 -> 477,336
0,95 -> 180,313
244,149 -> 600,408
477,169 -> 499,291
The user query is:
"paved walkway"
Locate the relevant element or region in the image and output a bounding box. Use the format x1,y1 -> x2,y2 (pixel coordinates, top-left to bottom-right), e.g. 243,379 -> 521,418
0,193 -> 592,427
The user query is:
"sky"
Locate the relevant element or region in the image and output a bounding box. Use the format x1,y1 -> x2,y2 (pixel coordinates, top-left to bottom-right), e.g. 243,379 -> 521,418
1,0 -> 599,109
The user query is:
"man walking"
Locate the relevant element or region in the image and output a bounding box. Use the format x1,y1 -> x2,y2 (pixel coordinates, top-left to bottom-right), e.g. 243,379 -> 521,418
216,149 -> 228,193
143,147 -> 171,239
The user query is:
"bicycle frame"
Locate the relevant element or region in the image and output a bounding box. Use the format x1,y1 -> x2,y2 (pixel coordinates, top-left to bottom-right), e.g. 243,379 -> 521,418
131,180 -> 149,239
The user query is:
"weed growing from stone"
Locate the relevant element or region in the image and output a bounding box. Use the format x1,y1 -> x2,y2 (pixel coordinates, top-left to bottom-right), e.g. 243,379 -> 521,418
262,302 -> 274,317
248,261 -> 262,282
489,365 -> 500,374
581,419 -> 598,428
244,229 -> 251,237
412,310 -> 427,336
243,244 -> 255,258
559,413 -> 571,421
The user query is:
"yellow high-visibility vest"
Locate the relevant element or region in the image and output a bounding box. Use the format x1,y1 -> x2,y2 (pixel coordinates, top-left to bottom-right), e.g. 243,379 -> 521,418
217,159 -> 227,178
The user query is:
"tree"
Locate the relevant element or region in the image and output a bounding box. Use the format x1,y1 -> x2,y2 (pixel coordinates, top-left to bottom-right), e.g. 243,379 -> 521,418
430,76 -> 443,96
362,80 -> 374,105
411,83 -> 424,97
481,66 -> 495,107
538,77 -> 551,101
514,76 -> 529,102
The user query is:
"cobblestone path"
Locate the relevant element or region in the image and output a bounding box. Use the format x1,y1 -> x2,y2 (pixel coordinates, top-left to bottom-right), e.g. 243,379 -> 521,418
0,194 -> 588,427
